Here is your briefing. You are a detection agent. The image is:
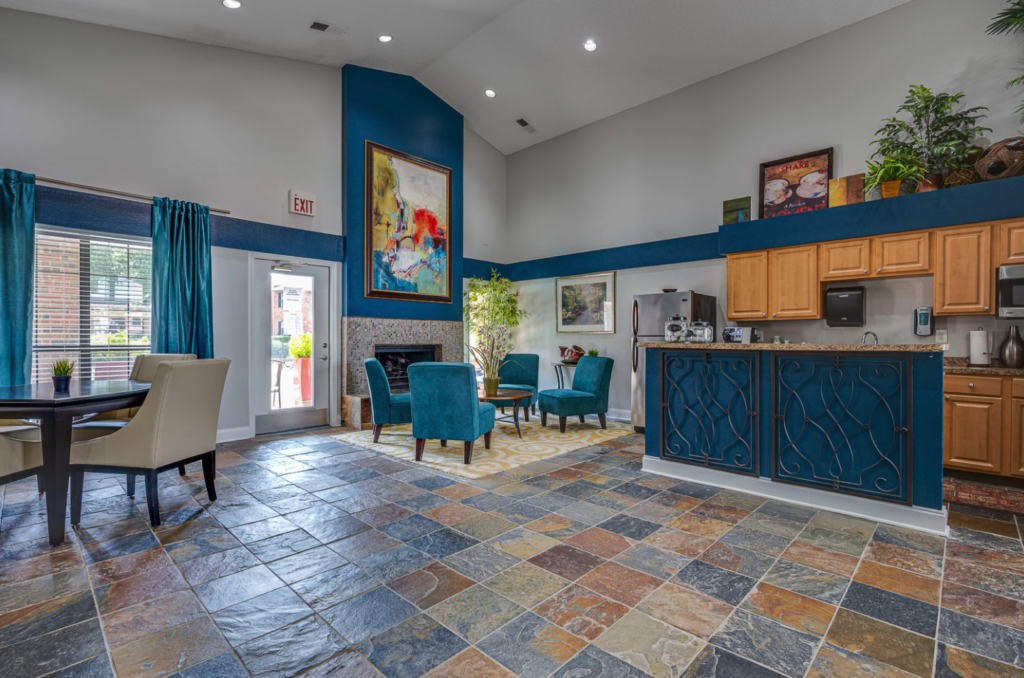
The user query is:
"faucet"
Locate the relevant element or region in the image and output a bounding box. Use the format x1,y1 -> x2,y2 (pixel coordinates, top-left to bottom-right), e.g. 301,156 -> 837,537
861,331 -> 879,345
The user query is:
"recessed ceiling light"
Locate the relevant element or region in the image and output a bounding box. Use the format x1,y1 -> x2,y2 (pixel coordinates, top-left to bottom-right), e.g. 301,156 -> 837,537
222,0 -> 242,8
485,89 -> 496,99
378,34 -> 393,43
583,39 -> 597,52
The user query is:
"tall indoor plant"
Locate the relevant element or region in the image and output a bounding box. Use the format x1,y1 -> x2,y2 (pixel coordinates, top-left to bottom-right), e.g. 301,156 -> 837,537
290,333 -> 312,406
871,85 -> 990,190
989,0 -> 1024,123
464,270 -> 528,396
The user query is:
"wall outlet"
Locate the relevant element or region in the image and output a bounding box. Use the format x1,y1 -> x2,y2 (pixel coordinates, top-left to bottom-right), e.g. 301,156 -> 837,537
936,329 -> 948,343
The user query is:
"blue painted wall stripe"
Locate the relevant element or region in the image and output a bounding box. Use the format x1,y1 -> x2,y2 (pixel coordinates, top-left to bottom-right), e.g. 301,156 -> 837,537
35,186 -> 345,262
719,175 -> 1024,254
464,258 -> 505,280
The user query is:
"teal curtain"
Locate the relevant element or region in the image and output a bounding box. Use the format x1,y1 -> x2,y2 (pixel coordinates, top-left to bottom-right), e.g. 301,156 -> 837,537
0,170 -> 35,387
152,198 -> 214,358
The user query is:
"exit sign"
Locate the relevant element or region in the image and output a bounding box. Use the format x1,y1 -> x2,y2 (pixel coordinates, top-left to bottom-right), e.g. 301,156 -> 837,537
288,190 -> 316,217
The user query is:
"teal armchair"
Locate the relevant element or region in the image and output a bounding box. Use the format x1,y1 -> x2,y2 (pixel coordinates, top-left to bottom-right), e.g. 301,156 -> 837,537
408,362 -> 494,464
538,356 -> 614,433
496,353 -> 540,420
364,358 -> 412,442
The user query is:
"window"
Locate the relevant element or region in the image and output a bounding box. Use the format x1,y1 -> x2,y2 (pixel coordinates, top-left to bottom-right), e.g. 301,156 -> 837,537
32,226 -> 152,382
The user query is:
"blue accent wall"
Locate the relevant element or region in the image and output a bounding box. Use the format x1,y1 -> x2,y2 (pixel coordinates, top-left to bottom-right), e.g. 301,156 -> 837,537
35,186 -> 345,262
342,65 -> 464,321
464,258 -> 505,280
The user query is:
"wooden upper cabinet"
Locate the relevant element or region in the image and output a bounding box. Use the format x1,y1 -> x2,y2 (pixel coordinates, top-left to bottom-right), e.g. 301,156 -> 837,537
874,231 -> 931,276
997,219 -> 1024,266
726,251 -> 769,321
820,239 -> 870,280
769,244 -> 820,320
944,394 -> 1003,474
935,225 -> 993,316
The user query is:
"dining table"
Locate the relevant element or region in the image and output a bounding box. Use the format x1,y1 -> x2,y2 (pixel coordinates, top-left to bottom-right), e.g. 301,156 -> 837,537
0,379 -> 150,546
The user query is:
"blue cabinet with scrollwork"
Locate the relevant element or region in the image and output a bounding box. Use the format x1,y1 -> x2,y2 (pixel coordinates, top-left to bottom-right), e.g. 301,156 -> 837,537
660,351 -> 758,475
772,353 -> 910,504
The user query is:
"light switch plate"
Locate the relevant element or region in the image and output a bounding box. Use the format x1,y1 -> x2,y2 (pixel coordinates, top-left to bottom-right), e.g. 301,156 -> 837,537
936,329 -> 948,343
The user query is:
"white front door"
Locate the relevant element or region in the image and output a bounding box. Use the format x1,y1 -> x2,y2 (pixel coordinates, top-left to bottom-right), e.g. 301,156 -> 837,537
252,257 -> 331,435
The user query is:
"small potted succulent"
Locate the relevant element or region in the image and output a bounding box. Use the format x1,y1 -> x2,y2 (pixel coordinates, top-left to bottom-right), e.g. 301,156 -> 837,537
864,152 -> 928,199
51,359 -> 75,393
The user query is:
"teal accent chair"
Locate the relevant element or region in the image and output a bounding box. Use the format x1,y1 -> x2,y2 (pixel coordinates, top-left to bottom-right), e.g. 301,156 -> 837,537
539,356 -> 614,433
496,353 -> 540,420
364,359 -> 412,442
408,362 -> 494,464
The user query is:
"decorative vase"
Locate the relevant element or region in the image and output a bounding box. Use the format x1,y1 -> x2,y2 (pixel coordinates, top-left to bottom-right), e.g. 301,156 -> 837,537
1001,326 -> 1024,369
558,346 -> 584,363
483,377 -> 500,397
880,180 -> 902,199
51,376 -> 71,393
919,173 -> 943,192
297,357 -> 312,405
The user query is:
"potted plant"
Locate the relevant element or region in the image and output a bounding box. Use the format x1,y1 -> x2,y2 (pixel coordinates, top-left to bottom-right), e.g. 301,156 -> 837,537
51,359 -> 75,393
464,270 -> 528,396
989,1 -> 1024,123
871,85 -> 990,189
289,333 -> 313,406
864,151 -> 928,199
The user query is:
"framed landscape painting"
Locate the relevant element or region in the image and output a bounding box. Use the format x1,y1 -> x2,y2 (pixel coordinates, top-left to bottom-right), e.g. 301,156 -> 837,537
759,147 -> 834,219
364,141 -> 452,303
556,272 -> 616,334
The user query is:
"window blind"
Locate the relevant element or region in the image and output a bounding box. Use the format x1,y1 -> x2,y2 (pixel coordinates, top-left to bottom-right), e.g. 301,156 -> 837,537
32,226 -> 152,383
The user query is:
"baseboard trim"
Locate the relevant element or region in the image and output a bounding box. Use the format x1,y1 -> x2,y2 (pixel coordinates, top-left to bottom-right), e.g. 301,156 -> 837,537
217,426 -> 252,444
642,456 -> 948,536
607,408 -> 630,422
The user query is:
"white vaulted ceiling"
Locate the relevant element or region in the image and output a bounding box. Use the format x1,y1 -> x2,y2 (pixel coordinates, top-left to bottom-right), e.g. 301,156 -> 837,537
0,0 -> 913,154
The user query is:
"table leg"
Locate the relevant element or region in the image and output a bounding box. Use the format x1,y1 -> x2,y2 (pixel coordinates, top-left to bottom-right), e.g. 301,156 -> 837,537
39,411 -> 73,546
513,403 -> 522,438
555,366 -> 563,389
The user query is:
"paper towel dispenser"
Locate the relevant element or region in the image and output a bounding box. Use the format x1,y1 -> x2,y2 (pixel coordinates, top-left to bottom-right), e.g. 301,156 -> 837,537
825,287 -> 865,327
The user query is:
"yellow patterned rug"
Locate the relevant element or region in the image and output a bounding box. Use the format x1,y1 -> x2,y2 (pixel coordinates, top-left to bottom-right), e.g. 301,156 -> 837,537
332,419 -> 633,479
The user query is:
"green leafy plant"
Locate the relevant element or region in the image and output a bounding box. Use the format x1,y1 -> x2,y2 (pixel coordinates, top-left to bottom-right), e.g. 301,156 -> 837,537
587,349 -> 599,357
51,359 -> 76,378
464,269 -> 528,378
864,151 -> 929,194
289,333 -> 312,359
871,85 -> 990,173
989,0 -> 1024,122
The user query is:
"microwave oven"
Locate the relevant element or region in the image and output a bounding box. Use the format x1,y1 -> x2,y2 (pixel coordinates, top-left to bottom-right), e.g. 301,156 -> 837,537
998,265 -> 1024,317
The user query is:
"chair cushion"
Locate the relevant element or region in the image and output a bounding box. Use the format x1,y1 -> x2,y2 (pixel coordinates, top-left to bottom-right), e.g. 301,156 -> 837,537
538,389 -> 599,417
389,392 -> 413,424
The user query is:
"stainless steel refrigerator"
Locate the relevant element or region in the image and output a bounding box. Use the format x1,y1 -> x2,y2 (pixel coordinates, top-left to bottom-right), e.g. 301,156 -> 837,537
630,291 -> 717,432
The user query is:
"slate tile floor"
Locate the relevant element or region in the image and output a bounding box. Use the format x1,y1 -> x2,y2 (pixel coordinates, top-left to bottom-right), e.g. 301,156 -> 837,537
2,433 -> 1024,677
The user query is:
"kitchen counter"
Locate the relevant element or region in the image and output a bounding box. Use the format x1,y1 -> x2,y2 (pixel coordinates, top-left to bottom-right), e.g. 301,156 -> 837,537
641,344 -> 946,534
944,357 -> 1024,377
638,342 -> 948,352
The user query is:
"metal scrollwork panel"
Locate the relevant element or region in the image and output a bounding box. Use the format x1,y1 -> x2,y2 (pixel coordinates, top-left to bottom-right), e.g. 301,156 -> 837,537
773,354 -> 910,504
661,351 -> 758,475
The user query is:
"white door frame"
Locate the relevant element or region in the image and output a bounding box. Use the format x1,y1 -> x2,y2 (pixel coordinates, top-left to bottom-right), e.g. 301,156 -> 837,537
247,252 -> 341,438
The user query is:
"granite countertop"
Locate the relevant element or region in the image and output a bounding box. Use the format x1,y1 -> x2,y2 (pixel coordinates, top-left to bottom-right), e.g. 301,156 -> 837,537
638,342 -> 948,353
944,357 -> 1024,377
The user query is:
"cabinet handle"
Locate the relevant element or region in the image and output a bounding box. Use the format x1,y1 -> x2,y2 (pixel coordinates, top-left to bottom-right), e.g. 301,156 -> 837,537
969,383 -> 975,388
876,268 -> 881,273
762,313 -> 766,317
773,313 -> 777,317
945,395 -> 950,400
984,306 -> 990,311
864,269 -> 868,273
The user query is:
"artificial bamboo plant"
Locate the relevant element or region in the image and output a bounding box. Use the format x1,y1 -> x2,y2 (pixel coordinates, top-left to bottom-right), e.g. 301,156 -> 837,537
464,270 -> 528,394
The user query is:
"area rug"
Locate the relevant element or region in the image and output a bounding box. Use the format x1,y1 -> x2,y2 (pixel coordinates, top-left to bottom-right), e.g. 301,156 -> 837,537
332,419 -> 633,479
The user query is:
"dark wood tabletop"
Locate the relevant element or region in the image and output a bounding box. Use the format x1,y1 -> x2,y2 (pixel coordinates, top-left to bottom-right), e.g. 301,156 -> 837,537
0,380 -> 150,406
477,389 -> 532,402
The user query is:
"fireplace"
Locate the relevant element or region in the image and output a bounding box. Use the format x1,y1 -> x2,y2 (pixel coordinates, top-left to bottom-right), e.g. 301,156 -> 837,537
374,344 -> 441,391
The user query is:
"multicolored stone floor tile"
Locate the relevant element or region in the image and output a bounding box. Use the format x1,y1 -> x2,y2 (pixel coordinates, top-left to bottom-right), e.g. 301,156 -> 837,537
1,430 -> 1021,677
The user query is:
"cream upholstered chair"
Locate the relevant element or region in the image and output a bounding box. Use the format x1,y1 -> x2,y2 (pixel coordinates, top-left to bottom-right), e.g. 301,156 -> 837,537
78,353 -> 197,477
69,359 -> 230,526
0,421 -> 44,492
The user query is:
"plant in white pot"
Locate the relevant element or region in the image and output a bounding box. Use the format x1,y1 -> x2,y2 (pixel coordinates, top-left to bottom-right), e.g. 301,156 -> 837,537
464,270 -> 528,396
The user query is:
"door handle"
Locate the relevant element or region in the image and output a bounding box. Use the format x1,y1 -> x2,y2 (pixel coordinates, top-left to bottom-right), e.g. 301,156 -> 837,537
319,355 -> 328,362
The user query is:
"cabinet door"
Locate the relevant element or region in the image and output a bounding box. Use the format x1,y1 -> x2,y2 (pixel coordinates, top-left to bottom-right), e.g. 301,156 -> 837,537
874,231 -> 931,276
820,239 -> 870,280
944,394 -> 1002,474
769,245 -> 820,320
998,219 -> 1024,266
935,225 -> 993,315
726,251 -> 769,321
1011,398 -> 1024,478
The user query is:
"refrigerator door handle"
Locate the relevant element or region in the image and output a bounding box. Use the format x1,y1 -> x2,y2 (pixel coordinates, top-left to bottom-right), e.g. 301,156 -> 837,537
632,336 -> 638,373
632,300 -> 639,336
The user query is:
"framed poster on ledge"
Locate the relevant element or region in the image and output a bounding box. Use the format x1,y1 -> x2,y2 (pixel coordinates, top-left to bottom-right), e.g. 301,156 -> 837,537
556,272 -> 616,334
759,147 -> 834,219
364,140 -> 452,303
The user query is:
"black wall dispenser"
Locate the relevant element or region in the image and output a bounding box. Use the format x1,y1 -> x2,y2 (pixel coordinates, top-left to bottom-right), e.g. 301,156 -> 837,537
825,286 -> 865,327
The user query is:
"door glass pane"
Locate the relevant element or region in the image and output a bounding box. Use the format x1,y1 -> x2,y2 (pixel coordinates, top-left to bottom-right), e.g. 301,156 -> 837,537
271,272 -> 314,410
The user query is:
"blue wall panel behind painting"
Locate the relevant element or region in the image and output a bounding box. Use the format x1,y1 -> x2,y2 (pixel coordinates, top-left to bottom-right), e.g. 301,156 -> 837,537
343,65 -> 464,321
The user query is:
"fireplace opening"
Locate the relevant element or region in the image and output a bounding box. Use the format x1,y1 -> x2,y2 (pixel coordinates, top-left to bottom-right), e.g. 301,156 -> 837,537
374,344 -> 440,391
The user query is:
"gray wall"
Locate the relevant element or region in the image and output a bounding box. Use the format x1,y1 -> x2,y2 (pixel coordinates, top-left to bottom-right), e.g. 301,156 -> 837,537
505,0 -> 1023,262
464,127 -> 508,261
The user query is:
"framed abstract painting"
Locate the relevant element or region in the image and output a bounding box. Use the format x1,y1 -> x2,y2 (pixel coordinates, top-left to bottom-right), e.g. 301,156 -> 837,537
556,272 -> 616,334
364,141 -> 452,303
758,147 -> 833,219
